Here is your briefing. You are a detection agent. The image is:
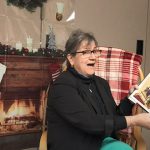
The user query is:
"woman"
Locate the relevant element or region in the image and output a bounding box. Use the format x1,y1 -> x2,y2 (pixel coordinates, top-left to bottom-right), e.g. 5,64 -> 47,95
47,29 -> 150,150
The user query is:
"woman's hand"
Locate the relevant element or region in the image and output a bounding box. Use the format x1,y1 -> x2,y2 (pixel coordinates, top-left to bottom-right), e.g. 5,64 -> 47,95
125,113 -> 150,129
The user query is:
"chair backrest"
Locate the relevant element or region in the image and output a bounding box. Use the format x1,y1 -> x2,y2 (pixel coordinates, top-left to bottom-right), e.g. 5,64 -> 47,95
95,47 -> 146,150
39,63 -> 62,150
48,63 -> 62,80
95,47 -> 143,105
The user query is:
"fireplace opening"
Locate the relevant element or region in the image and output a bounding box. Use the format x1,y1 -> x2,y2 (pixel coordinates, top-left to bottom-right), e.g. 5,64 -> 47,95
0,98 -> 44,136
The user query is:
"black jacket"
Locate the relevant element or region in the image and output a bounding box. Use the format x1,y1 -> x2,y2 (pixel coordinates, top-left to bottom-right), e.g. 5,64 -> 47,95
46,69 -> 133,150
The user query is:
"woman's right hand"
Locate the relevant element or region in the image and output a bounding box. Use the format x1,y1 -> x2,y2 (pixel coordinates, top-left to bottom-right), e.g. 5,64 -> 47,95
125,113 -> 150,129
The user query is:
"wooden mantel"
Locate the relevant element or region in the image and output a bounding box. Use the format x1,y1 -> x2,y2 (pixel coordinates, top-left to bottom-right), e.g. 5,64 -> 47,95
0,55 -> 64,100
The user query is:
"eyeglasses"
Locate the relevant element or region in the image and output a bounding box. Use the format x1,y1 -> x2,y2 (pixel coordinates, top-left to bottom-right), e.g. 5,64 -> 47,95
71,48 -> 101,58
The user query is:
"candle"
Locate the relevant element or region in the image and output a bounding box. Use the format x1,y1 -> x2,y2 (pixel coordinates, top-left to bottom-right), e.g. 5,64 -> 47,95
27,36 -> 33,52
16,41 -> 22,51
33,48 -> 38,53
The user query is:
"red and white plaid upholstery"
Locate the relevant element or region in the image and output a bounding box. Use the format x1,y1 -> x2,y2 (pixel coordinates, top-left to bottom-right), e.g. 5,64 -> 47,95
48,63 -> 62,82
52,69 -> 61,81
95,47 -> 142,105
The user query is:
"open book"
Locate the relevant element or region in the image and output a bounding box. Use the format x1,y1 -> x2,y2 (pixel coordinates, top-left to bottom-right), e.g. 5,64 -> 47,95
128,73 -> 150,113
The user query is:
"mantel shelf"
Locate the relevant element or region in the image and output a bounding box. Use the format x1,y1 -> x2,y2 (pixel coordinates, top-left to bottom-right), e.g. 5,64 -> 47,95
0,55 -> 64,100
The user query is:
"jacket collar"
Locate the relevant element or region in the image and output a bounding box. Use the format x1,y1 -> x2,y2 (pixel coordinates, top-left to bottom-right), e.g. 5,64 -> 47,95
68,67 -> 94,84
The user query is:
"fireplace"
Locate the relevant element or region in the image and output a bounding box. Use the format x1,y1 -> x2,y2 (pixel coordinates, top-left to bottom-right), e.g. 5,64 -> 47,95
0,55 -> 63,149
0,99 -> 42,135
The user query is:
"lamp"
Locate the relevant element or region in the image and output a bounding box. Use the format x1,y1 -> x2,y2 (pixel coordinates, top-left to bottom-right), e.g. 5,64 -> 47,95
56,2 -> 64,21
66,11 -> 75,22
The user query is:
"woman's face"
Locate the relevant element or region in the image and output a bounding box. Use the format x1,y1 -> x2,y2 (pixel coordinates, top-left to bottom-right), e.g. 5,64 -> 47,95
67,40 -> 98,77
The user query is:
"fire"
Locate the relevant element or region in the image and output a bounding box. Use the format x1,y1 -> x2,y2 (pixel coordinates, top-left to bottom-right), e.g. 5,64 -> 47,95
7,100 -> 36,117
0,99 -> 43,135
0,100 -> 5,123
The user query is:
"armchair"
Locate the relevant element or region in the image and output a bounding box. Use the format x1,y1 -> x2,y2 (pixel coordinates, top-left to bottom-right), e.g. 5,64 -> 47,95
95,46 -> 146,150
39,47 -> 146,150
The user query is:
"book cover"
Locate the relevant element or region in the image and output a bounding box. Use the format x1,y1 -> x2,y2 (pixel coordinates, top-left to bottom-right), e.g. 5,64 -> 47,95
128,73 -> 150,113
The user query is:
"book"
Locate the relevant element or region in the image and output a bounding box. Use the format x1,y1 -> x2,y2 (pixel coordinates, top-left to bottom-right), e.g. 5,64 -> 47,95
128,73 -> 150,113
0,63 -> 6,83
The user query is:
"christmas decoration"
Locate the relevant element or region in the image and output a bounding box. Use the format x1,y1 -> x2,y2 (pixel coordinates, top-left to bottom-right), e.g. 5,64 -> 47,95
7,0 -> 47,12
9,48 -> 19,55
47,26 -> 57,50
21,47 -> 29,56
0,42 -> 65,58
47,25 -> 58,57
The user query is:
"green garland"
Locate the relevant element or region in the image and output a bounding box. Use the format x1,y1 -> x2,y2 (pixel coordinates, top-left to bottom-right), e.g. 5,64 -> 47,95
7,0 -> 47,12
0,42 -> 65,58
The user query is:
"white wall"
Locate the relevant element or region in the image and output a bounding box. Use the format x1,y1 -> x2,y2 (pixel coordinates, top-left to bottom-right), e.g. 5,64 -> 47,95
75,0 -> 147,52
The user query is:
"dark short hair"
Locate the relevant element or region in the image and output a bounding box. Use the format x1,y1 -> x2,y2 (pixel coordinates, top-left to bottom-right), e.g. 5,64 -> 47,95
64,29 -> 98,69
65,29 -> 98,56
